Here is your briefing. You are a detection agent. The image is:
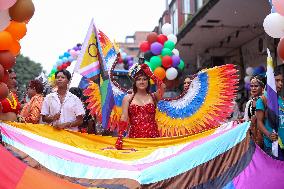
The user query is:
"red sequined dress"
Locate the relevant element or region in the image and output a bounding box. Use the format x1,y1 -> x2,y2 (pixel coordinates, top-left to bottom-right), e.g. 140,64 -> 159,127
128,95 -> 160,138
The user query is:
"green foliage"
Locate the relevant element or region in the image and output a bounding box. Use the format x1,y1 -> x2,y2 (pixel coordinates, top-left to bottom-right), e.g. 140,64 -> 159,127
13,54 -> 43,100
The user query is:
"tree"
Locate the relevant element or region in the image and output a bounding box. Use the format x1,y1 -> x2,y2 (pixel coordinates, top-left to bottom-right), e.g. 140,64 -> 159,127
13,54 -> 43,100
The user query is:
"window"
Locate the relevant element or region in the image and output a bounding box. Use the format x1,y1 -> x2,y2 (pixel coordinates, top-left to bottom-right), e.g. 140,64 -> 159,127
170,2 -> 178,35
195,0 -> 203,11
183,0 -> 191,21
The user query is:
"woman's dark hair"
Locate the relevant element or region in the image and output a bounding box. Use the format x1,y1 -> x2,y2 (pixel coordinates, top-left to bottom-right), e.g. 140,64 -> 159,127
250,75 -> 266,88
29,80 -> 44,94
132,74 -> 151,94
55,70 -> 71,81
274,65 -> 282,76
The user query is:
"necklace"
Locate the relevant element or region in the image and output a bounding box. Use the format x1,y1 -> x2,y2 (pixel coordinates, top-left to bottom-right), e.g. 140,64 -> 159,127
6,92 -> 17,110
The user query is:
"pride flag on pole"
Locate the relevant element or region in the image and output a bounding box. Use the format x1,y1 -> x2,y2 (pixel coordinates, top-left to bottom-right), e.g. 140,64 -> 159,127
266,49 -> 279,131
74,19 -> 102,78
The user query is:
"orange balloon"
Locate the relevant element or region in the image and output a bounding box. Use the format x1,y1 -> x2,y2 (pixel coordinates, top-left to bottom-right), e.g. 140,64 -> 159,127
153,67 -> 166,80
8,39 -> 21,56
1,70 -> 9,83
0,50 -> 16,70
0,31 -> 13,50
9,0 -> 35,22
5,21 -> 27,40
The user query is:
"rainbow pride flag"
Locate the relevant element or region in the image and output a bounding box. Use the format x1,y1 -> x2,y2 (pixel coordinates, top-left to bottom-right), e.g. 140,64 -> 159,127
1,121 -> 284,188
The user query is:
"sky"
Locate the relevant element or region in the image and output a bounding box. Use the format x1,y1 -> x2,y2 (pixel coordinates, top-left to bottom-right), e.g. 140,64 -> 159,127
20,0 -> 166,74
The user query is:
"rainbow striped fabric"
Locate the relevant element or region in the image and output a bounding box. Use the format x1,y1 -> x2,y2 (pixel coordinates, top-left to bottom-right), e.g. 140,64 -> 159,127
1,121 -> 284,188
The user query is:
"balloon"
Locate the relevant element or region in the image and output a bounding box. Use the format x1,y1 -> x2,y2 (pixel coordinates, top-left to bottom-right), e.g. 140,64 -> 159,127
164,40 -> 175,50
0,31 -> 13,50
150,42 -> 163,55
9,0 -> 35,22
166,67 -> 178,80
1,70 -> 9,83
128,60 -> 134,67
140,41 -> 150,52
121,52 -> 127,59
157,34 -> 168,45
56,59 -> 63,66
0,50 -> 16,70
64,52 -> 70,57
246,67 -> 254,75
244,76 -> 252,83
172,48 -> 179,56
0,64 -> 4,81
0,10 -> 11,31
8,39 -> 20,56
245,83 -> 250,91
150,56 -> 162,70
153,67 -> 166,80
147,32 -> 158,44
263,13 -> 284,38
178,60 -> 185,70
144,50 -> 154,62
162,23 -> 173,36
162,56 -> 173,68
0,0 -> 16,10
167,34 -> 177,44
0,82 -> 8,99
272,0 -> 284,16
68,56 -> 74,62
62,57 -> 68,63
145,61 -> 155,71
70,49 -> 77,57
5,21 -> 27,40
171,55 -> 180,67
161,48 -> 172,56
277,37 -> 284,61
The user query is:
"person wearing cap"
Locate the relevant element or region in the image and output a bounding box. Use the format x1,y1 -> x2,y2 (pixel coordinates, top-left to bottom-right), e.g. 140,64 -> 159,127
115,61 -> 166,149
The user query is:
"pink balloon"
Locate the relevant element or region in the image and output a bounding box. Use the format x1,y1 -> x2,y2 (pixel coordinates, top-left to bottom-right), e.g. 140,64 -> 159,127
273,0 -> 284,16
0,0 -> 17,10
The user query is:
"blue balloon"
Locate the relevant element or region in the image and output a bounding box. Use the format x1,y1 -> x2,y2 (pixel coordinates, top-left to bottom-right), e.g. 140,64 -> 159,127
62,57 -> 68,63
56,59 -> 63,65
64,52 -> 70,57
68,56 -> 74,62
59,55 -> 64,59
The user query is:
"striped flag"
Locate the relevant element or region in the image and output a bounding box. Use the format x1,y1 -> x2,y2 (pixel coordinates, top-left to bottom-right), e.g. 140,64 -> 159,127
266,49 -> 279,131
74,19 -> 102,78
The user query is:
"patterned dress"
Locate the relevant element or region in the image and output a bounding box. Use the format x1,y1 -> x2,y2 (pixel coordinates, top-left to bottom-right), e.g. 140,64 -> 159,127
20,94 -> 44,124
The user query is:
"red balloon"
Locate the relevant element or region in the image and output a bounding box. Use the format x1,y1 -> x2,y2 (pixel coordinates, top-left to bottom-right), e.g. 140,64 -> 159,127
1,70 -> 9,83
162,56 -> 173,68
157,34 -> 168,45
0,50 -> 16,70
147,32 -> 158,44
57,65 -> 62,70
0,82 -> 9,100
0,64 -> 4,82
66,62 -> 71,66
140,41 -> 150,52
277,38 -> 284,61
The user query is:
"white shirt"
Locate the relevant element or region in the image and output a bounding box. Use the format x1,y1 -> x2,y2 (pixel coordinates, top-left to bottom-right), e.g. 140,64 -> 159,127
41,91 -> 85,131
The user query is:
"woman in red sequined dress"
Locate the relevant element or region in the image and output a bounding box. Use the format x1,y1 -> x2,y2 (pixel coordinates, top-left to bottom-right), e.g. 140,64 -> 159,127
115,62 -> 165,149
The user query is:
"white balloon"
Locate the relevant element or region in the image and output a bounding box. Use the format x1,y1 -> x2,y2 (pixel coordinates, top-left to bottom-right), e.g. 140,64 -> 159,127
246,67 -> 254,76
244,76 -> 252,83
172,48 -> 179,56
167,34 -> 177,44
0,10 -> 10,31
263,13 -> 284,38
166,67 -> 178,80
162,23 -> 173,36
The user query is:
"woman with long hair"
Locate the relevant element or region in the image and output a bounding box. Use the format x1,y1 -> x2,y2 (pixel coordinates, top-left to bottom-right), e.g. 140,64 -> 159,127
115,62 -> 166,149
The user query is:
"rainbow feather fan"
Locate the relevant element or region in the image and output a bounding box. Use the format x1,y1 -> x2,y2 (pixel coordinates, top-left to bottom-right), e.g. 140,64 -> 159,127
84,63 -> 238,136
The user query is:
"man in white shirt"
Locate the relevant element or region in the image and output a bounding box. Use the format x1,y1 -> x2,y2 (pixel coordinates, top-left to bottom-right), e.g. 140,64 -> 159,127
41,70 -> 85,131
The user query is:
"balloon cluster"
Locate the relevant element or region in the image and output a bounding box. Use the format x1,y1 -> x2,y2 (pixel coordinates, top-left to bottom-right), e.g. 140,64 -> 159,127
139,23 -> 185,81
263,1 -> 284,62
118,48 -> 134,69
244,66 -> 266,90
47,44 -> 82,85
0,0 -> 35,99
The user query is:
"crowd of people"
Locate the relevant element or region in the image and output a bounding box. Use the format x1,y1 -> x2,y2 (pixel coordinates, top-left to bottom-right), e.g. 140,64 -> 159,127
0,61 -> 284,160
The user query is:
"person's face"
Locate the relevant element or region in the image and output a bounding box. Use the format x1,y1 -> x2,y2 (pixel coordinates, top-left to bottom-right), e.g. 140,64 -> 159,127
7,72 -> 17,91
27,85 -> 37,99
250,79 -> 262,97
275,74 -> 283,93
55,72 -> 69,88
135,75 -> 148,91
184,78 -> 191,90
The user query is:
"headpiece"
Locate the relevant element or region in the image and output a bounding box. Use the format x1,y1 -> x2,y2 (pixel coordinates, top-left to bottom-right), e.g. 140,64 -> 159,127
128,57 -> 149,80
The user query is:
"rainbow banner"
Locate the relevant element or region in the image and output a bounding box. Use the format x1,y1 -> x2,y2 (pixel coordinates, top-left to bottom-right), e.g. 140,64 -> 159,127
74,19 -> 102,78
1,121 -> 284,188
